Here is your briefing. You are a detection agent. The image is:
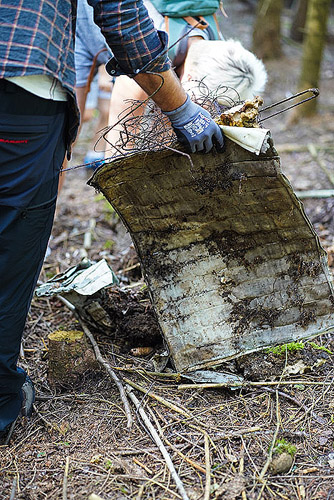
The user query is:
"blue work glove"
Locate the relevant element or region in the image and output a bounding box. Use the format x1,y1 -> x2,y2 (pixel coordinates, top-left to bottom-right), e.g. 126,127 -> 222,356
164,95 -> 224,153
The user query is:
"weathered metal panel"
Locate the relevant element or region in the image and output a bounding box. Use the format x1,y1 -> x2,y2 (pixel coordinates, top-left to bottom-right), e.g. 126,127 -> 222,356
89,137 -> 334,372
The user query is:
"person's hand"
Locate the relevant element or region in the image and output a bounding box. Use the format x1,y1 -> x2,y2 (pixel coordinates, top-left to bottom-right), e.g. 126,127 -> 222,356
164,95 -> 224,153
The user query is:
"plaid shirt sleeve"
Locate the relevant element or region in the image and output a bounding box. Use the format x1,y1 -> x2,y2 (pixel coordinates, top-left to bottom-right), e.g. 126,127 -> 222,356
87,0 -> 171,75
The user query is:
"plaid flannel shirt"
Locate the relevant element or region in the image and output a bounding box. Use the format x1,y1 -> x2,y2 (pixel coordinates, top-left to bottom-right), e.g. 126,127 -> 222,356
0,0 -> 170,149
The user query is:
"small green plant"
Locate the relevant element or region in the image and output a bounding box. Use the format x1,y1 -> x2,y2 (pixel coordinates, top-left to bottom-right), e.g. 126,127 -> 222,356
211,463 -> 224,471
272,438 -> 297,457
103,239 -> 114,250
308,341 -> 333,355
293,384 -> 305,391
104,459 -> 113,470
267,342 -> 305,356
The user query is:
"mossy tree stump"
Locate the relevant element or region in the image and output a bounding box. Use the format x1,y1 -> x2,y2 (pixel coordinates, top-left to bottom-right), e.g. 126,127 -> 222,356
48,330 -> 98,388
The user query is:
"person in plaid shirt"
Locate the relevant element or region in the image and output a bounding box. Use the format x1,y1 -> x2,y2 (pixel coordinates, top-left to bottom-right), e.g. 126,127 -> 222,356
0,0 -> 224,443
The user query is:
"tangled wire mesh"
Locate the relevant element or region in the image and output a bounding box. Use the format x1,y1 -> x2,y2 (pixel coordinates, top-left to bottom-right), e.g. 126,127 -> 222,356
97,79 -> 241,161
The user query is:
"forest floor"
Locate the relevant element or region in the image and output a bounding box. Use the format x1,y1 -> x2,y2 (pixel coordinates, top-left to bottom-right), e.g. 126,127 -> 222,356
1,2 -> 334,499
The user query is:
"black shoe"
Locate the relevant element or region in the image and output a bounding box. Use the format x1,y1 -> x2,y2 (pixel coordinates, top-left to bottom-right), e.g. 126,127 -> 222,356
0,419 -> 18,446
0,375 -> 35,445
21,374 -> 35,417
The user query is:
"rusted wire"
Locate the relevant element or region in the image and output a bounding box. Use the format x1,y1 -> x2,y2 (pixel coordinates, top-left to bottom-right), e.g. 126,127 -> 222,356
258,88 -> 319,122
97,80 -> 240,160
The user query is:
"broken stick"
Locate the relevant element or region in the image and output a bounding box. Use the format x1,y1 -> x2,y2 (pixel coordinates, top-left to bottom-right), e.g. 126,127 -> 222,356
126,385 -> 190,500
57,295 -> 133,429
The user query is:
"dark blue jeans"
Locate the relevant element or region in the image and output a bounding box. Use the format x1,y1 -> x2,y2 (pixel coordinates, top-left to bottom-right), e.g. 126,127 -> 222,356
0,80 -> 67,431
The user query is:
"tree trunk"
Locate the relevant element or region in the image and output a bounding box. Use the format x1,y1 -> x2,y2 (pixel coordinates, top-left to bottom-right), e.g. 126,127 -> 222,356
48,330 -> 98,388
252,0 -> 283,60
291,0 -> 330,121
290,0 -> 309,42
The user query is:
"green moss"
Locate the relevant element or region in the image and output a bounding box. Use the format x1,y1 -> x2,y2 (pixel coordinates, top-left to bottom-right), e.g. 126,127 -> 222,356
104,239 -> 115,250
48,330 -> 83,342
273,438 -> 297,457
266,342 -> 305,356
104,459 -> 113,470
308,341 -> 333,355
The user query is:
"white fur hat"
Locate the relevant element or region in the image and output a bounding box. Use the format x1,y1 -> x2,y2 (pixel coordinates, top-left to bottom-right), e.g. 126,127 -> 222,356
183,39 -> 268,105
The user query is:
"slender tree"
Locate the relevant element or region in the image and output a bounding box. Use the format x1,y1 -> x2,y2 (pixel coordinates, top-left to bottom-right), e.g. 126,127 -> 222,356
252,0 -> 284,60
290,0 -> 309,42
291,0 -> 331,120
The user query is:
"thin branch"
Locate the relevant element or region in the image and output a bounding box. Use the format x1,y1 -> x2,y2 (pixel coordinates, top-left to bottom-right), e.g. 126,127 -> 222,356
78,318 -> 133,429
256,391 -> 280,500
292,375 -> 334,427
308,144 -> 334,186
57,295 -> 133,429
9,477 -> 17,500
295,189 -> 334,199
62,456 -> 70,500
112,366 -> 181,380
239,451 -> 247,500
177,380 -> 333,390
152,407 -> 207,474
204,434 -> 211,500
214,426 -> 261,441
124,378 -> 192,419
126,384 -> 190,500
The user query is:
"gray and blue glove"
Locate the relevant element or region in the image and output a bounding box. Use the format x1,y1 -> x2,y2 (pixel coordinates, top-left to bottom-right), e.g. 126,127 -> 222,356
164,95 -> 224,153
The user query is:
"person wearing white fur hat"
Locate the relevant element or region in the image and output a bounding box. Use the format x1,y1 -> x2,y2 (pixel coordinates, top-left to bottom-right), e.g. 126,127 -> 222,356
182,38 -> 268,104
105,0 -> 267,154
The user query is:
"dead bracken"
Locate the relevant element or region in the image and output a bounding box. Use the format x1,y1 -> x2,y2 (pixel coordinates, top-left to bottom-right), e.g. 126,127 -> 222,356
216,96 -> 264,127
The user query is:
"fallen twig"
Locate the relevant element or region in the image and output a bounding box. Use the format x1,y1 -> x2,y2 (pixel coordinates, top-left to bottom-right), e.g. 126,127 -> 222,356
79,319 -> 133,429
9,476 -> 17,500
62,456 -> 70,500
33,404 -> 58,432
133,457 -> 153,475
276,143 -> 334,154
214,426 -> 261,441
177,380 -> 333,390
292,375 -> 334,427
165,438 -> 207,474
255,391 -> 280,500
124,378 -> 192,419
112,366 -> 181,380
239,452 -> 247,500
152,407 -> 207,474
295,189 -> 334,199
135,484 -> 145,500
204,434 -> 211,500
308,144 -> 334,186
260,386 -> 323,424
57,295 -> 133,429
126,384 -> 190,500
